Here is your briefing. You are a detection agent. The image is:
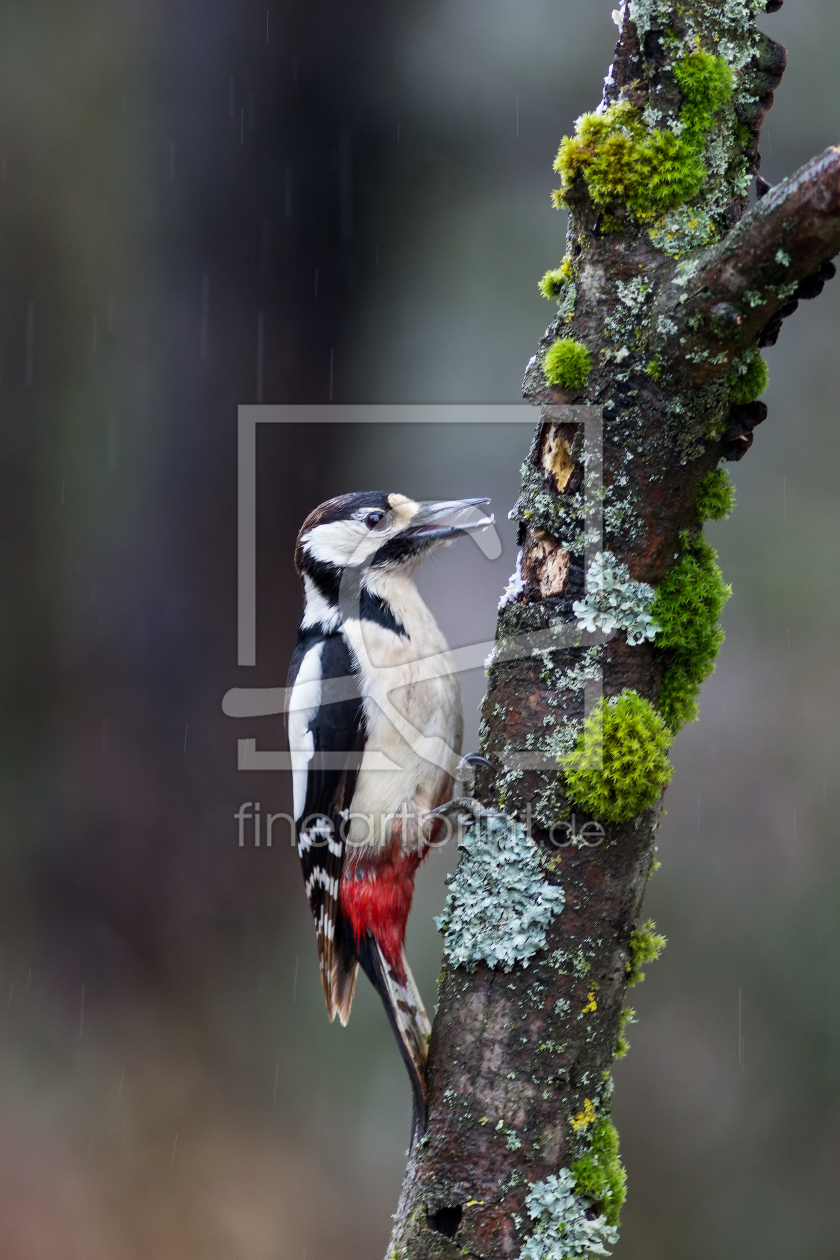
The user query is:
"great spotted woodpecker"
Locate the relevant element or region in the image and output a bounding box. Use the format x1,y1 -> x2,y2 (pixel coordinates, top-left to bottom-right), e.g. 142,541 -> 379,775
286,491 -> 493,1138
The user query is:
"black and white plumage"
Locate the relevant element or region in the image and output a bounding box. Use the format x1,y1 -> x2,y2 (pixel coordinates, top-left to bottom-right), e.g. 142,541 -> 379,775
288,624 -> 364,1021
285,491 -> 493,1137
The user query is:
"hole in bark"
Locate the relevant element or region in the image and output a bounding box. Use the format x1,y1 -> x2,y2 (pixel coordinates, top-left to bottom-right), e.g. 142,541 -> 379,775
522,531 -> 571,599
428,1205 -> 463,1238
541,425 -> 575,491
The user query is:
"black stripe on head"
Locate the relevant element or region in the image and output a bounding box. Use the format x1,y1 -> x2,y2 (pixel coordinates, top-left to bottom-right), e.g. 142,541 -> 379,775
369,531 -> 436,568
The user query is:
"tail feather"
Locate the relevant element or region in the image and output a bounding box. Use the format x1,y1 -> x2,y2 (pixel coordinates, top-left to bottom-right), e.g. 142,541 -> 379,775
357,935 -> 431,1144
388,948 -> 432,1072
320,920 -> 359,1026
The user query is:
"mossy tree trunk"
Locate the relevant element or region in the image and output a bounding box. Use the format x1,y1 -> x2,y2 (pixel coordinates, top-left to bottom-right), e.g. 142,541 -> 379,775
388,3 -> 840,1257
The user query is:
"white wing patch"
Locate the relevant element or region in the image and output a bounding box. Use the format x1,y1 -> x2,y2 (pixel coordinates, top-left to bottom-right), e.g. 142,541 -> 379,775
288,641 -> 325,821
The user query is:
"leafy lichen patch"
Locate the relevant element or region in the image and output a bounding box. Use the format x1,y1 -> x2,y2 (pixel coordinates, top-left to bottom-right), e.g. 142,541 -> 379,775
436,815 -> 565,972
572,551 -> 658,645
518,1169 -> 619,1259
627,0 -> 767,52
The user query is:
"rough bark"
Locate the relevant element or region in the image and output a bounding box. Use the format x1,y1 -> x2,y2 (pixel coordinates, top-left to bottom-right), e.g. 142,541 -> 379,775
387,4 -> 840,1257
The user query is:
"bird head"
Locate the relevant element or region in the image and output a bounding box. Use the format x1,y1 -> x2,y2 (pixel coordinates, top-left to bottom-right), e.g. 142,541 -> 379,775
295,492 -> 494,588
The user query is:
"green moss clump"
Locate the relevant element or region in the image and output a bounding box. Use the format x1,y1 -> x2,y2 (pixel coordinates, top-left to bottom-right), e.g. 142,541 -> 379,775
539,255 -> 573,300
544,337 -> 591,390
673,51 -> 735,148
561,692 -> 674,824
651,537 -> 731,731
571,1117 -> 627,1227
626,919 -> 667,988
552,52 -> 733,223
539,269 -> 566,300
615,1006 -> 635,1059
696,467 -> 735,521
658,659 -> 704,732
729,354 -> 769,404
553,102 -> 706,219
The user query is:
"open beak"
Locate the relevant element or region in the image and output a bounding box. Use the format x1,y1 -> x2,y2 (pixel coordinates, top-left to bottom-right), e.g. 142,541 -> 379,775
403,498 -> 494,546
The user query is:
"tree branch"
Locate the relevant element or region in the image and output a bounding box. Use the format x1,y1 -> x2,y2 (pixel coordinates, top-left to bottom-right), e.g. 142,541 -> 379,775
385,3 -> 839,1257
671,146 -> 840,373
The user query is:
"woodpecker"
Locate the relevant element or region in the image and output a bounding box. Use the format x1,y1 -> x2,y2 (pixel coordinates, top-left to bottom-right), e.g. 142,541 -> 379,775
286,491 -> 493,1139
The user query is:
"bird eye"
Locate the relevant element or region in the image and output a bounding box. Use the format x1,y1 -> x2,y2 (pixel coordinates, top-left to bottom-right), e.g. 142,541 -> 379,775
364,511 -> 386,530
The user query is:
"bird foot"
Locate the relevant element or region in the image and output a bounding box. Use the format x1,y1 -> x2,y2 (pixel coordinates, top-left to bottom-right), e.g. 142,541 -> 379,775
428,795 -> 494,824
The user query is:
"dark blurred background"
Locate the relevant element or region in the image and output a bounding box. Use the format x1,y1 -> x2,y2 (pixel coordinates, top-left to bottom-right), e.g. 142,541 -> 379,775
0,1 -> 839,1256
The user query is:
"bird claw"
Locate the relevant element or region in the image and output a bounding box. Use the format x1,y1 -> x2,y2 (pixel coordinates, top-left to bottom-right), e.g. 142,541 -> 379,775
457,752 -> 494,774
454,751 -> 494,799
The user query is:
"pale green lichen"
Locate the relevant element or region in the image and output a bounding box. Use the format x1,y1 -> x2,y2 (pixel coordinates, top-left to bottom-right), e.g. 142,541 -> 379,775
603,481 -> 644,547
549,647 -> 605,697
518,1169 -> 618,1259
615,276 -> 653,314
557,282 -> 578,324
436,815 -> 564,971
572,552 -> 658,646
515,482 -> 587,557
648,205 -> 715,256
627,0 -> 767,48
602,279 -> 657,380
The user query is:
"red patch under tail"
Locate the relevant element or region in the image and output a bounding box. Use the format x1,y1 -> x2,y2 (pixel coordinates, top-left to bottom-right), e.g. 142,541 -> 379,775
340,843 -> 424,982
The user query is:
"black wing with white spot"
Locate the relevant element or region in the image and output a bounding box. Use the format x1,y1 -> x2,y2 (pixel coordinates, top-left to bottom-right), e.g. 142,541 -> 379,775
286,627 -> 365,1022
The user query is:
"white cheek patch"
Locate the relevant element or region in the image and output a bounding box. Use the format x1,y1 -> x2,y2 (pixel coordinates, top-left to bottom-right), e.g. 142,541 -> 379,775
302,519 -> 374,567
288,642 -> 324,820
